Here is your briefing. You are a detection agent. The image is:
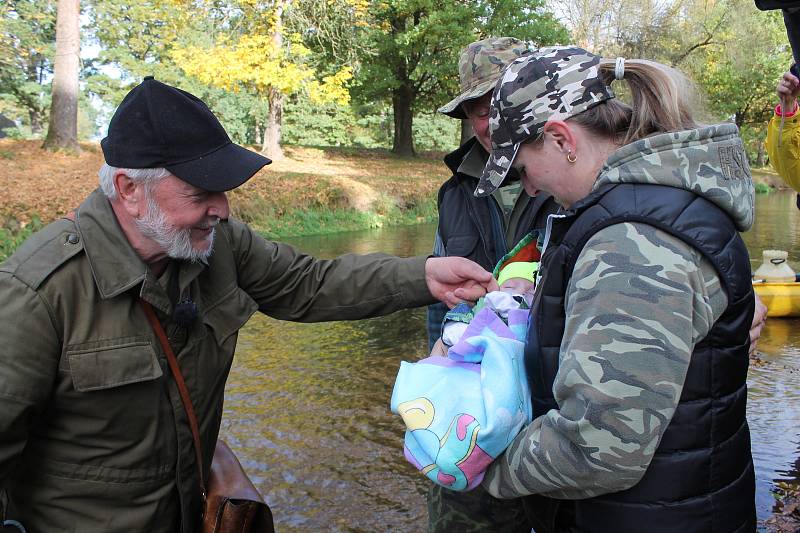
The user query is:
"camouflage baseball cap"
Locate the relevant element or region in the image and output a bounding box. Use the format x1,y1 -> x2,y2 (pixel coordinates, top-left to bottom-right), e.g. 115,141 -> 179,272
438,37 -> 533,119
475,46 -> 615,197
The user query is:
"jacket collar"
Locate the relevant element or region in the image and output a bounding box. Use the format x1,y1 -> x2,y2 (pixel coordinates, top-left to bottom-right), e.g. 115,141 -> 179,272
75,189 -> 148,299
444,136 -> 480,175
73,189 -> 207,306
444,136 -> 522,186
456,141 -> 490,179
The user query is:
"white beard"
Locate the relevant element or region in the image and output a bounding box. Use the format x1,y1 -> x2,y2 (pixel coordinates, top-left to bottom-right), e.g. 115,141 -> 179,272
135,193 -> 217,263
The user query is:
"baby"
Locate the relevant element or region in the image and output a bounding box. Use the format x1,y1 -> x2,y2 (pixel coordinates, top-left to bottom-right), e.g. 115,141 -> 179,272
434,260 -> 537,355
390,261 -> 537,491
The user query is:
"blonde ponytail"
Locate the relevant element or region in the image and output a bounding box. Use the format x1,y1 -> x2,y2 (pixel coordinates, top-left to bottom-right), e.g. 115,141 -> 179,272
570,58 -> 699,145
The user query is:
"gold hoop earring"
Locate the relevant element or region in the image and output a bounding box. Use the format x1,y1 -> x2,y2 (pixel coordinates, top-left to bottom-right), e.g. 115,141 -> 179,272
567,151 -> 577,163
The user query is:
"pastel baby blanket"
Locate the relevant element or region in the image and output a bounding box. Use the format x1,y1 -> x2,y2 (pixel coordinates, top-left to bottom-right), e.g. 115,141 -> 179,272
390,300 -> 532,491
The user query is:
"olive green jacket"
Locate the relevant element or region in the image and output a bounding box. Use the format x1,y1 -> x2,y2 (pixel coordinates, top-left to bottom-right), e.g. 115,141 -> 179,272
0,189 -> 434,533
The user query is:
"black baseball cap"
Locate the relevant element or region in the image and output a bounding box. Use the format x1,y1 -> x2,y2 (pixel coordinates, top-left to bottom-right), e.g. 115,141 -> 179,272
101,76 -> 271,192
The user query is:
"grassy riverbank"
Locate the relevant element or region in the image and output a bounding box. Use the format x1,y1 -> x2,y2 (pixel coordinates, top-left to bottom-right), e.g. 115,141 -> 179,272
0,139 -> 789,262
0,139 -> 445,260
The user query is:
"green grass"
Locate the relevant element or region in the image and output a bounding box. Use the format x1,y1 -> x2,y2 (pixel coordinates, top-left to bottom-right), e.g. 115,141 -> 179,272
229,181 -> 438,239
755,182 -> 773,194
244,197 -> 437,239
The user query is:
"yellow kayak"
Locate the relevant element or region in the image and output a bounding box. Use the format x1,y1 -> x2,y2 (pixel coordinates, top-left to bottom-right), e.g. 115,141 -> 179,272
753,281 -> 800,318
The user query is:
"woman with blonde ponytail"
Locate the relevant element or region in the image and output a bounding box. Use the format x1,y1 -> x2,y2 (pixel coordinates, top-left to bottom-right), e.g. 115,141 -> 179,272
472,47 -> 757,532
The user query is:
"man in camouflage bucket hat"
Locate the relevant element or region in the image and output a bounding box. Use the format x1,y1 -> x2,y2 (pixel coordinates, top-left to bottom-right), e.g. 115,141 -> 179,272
438,37 -> 532,119
473,46 -> 759,532
426,39 -> 561,532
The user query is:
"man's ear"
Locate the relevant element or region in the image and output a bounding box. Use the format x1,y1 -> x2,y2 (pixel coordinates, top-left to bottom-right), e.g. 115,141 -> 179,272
113,171 -> 142,217
542,120 -> 577,154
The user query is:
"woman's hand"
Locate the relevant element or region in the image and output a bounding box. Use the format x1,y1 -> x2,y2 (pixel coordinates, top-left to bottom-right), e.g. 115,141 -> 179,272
749,293 -> 768,356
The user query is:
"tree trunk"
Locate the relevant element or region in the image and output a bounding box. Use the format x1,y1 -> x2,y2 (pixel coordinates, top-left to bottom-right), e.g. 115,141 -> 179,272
29,110 -> 44,136
254,116 -> 262,146
43,0 -> 80,153
262,87 -> 283,159
756,139 -> 766,167
460,120 -> 473,146
259,0 -> 284,160
392,87 -> 415,157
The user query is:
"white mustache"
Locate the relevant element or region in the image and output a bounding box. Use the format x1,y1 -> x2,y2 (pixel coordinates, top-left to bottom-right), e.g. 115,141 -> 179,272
196,218 -> 220,230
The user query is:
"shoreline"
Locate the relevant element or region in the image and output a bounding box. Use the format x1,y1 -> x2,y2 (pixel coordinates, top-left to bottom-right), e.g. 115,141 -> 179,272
0,140 -> 790,262
0,139 -> 445,260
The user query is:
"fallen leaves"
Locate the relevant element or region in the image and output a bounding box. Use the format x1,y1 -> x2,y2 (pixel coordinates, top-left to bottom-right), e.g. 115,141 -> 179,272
0,140 -> 446,225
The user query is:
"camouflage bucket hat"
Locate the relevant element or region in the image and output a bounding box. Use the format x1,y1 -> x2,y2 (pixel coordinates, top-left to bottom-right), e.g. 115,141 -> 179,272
475,46 -> 615,197
438,37 -> 533,119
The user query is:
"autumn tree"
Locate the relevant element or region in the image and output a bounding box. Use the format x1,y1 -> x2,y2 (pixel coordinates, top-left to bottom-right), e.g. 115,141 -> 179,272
692,2 -> 788,164
289,0 -> 371,71
550,0 -> 789,163
43,0 -> 80,152
83,0 -> 188,102
547,0 -> 727,64
174,0 -> 354,159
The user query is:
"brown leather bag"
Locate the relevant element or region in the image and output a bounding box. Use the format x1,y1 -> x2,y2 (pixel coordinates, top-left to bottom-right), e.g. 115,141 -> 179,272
140,300 -> 275,533
204,440 -> 274,533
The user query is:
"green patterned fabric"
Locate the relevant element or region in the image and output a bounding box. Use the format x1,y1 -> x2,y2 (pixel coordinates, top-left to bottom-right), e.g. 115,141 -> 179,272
427,484 -> 531,533
438,37 -> 534,119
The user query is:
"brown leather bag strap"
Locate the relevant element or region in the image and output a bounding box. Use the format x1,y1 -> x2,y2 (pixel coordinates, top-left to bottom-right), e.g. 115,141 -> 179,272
139,299 -> 207,498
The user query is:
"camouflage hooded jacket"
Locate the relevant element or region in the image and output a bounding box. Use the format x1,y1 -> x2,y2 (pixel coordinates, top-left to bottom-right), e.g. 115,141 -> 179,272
482,124 -> 755,499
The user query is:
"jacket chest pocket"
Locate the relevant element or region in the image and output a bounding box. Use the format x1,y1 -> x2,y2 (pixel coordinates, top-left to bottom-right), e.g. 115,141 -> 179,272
66,338 -> 163,392
50,338 -> 173,468
444,234 -> 480,258
202,285 -> 258,348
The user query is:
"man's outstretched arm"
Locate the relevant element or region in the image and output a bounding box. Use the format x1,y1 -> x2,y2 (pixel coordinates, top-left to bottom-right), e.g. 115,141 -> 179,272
224,218 -> 496,322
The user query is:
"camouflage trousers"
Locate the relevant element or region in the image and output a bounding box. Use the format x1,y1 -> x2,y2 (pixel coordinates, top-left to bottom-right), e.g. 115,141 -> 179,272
426,484 -> 532,533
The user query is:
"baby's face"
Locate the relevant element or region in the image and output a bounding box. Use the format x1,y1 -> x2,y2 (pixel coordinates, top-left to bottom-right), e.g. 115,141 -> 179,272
499,277 -> 535,295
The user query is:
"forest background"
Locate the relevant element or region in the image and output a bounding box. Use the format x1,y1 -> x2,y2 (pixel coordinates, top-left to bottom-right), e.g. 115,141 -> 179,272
0,0 -> 793,257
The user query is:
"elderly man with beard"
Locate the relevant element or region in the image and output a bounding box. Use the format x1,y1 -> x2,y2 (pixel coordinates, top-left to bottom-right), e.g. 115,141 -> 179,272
0,77 -> 496,533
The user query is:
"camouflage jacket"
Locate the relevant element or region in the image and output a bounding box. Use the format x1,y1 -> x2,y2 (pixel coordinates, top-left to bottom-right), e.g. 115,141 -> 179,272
483,124 -> 755,499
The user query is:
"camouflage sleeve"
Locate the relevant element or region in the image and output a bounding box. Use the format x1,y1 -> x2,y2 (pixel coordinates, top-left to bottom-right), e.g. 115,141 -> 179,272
482,222 -> 728,499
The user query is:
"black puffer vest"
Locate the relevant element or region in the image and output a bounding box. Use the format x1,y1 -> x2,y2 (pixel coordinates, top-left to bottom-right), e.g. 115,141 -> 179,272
524,183 -> 756,533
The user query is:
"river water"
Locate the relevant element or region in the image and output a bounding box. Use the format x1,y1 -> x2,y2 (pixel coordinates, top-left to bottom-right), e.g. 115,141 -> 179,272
221,191 -> 800,532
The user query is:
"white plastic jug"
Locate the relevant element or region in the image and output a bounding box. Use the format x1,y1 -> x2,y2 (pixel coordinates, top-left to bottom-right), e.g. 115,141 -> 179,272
753,250 -> 796,283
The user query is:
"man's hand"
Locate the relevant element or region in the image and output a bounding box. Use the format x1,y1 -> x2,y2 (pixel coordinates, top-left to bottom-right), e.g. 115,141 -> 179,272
749,292 -> 768,356
424,257 -> 499,308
